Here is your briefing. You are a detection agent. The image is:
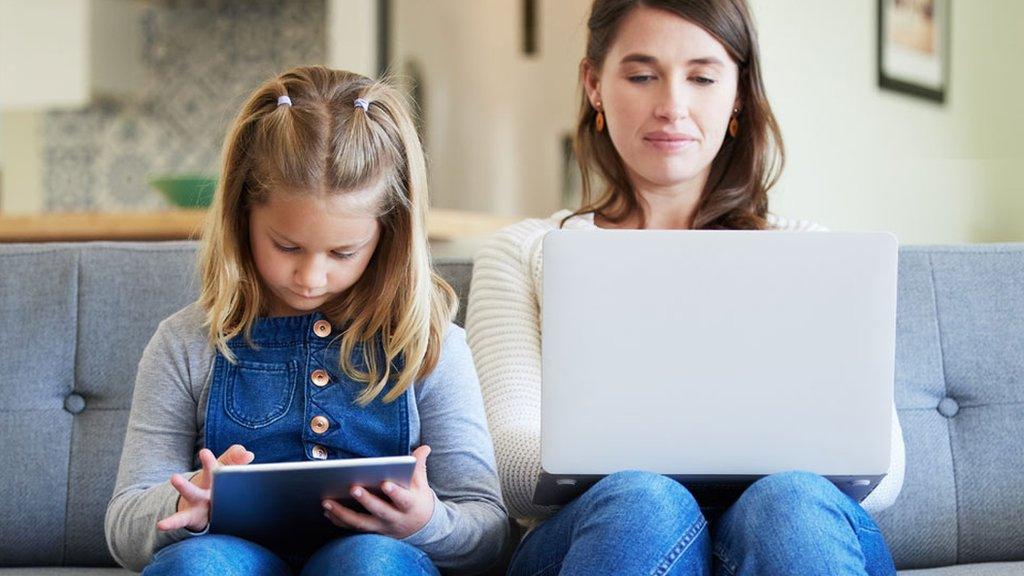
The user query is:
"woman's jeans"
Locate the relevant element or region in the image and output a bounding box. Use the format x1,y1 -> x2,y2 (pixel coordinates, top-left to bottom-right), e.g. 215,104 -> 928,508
143,533 -> 439,576
508,470 -> 896,576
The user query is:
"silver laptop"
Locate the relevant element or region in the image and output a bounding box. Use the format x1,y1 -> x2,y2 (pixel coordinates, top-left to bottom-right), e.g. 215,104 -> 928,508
534,229 -> 897,507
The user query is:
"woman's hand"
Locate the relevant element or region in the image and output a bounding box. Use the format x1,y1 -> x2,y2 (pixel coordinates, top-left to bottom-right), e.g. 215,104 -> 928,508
156,444 -> 255,532
322,445 -> 435,539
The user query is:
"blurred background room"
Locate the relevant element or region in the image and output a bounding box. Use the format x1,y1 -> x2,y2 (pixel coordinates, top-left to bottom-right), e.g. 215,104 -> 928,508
1,0 -> 1021,253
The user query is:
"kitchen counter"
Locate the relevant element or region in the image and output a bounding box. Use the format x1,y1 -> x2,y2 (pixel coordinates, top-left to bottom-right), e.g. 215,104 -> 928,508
0,208 -> 520,243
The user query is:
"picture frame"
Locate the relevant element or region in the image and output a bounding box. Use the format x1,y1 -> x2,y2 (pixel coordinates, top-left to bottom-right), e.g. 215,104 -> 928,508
877,0 -> 950,103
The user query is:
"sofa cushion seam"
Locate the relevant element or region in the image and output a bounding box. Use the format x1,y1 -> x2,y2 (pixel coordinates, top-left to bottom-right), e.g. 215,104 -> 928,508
929,253 -> 961,564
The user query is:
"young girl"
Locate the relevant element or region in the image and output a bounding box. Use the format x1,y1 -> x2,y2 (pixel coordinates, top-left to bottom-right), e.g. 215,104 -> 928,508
105,66 -> 508,575
467,0 -> 904,574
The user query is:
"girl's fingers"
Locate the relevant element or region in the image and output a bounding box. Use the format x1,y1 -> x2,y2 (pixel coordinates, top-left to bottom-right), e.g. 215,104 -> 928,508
323,500 -> 384,533
380,481 -> 415,512
156,509 -> 200,532
191,446 -> 252,491
349,486 -> 399,523
410,445 -> 431,489
199,448 -> 219,473
190,449 -> 217,489
221,444 -> 254,466
170,473 -> 208,503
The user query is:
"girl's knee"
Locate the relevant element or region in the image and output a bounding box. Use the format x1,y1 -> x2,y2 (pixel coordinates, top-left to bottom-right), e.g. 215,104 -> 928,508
144,535 -> 288,576
304,534 -> 437,576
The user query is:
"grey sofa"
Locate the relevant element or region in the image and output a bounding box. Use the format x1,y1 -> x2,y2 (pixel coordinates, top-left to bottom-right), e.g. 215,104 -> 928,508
1,241 -> 1022,575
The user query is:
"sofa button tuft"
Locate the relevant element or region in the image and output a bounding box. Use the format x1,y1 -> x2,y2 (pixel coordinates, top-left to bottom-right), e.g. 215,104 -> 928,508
64,393 -> 86,414
937,397 -> 959,418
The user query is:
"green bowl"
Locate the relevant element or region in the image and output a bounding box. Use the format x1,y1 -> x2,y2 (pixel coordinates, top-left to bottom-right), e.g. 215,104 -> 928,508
150,176 -> 217,208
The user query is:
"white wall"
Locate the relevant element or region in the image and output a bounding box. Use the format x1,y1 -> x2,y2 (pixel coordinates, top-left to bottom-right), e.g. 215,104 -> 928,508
753,0 -> 1024,243
398,0 -> 1023,243
327,0 -> 377,78
0,0 -> 89,108
0,111 -> 43,214
393,0 -> 590,216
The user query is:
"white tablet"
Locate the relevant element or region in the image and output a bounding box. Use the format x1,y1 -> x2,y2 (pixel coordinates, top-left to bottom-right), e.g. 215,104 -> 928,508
209,455 -> 416,550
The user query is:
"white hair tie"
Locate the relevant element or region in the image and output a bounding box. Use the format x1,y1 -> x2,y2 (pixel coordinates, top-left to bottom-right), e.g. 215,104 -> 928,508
354,98 -> 369,112
277,95 -> 292,107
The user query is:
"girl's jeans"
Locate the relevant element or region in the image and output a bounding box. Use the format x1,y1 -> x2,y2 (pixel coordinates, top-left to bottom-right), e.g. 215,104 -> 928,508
143,532 -> 439,576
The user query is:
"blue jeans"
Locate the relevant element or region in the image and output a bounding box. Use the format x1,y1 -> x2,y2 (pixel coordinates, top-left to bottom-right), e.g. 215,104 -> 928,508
143,533 -> 440,576
509,470 -> 711,575
508,470 -> 896,576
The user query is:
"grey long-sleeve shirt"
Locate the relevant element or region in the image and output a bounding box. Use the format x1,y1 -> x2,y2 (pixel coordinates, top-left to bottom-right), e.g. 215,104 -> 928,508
105,303 -> 508,573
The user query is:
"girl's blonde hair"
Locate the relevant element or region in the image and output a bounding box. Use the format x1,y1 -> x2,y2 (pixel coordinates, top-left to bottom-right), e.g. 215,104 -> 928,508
198,65 -> 457,405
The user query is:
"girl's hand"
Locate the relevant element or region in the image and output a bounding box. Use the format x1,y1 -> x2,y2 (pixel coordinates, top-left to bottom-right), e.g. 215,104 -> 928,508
322,445 -> 435,539
156,444 -> 255,532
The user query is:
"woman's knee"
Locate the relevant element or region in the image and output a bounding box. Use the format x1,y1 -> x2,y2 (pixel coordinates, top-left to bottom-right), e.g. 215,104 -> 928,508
719,470 -> 855,541
143,535 -> 289,576
584,470 -> 703,525
737,470 -> 846,518
715,472 -> 891,574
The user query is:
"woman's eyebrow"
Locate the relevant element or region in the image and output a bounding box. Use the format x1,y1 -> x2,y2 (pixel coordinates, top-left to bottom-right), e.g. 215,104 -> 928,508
619,53 -> 725,67
620,53 -> 659,65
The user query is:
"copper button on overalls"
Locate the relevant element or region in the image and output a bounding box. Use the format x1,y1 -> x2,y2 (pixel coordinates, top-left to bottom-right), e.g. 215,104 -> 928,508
313,320 -> 332,338
310,415 -> 330,434
311,369 -> 330,387
311,444 -> 329,460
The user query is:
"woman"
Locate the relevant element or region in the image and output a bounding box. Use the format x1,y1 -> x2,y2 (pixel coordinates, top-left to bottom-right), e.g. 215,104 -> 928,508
466,1 -> 905,574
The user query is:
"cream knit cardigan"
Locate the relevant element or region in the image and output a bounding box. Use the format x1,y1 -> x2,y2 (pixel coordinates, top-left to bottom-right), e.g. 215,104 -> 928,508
466,209 -> 906,522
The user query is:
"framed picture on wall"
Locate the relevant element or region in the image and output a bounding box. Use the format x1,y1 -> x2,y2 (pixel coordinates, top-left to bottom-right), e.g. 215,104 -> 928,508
877,0 -> 950,103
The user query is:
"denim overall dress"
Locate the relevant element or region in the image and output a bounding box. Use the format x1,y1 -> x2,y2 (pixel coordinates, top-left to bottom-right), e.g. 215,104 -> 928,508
204,311 -> 410,473
201,312 -> 411,557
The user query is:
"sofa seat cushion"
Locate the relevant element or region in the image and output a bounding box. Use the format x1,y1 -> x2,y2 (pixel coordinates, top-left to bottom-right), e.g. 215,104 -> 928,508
900,561 -> 1024,575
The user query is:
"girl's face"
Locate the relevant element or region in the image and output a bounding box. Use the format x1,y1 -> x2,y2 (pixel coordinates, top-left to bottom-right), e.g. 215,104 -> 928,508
249,190 -> 381,317
585,6 -> 739,193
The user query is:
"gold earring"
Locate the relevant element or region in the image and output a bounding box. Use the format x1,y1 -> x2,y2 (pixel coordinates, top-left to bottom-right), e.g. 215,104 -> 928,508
596,110 -> 605,133
728,110 -> 739,137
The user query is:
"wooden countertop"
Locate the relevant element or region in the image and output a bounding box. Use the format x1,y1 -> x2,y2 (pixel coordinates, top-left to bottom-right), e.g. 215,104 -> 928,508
0,208 -> 520,243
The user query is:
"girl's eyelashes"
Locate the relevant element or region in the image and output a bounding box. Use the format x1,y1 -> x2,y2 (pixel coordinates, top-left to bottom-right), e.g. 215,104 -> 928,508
692,76 -> 717,85
273,240 -> 357,260
273,241 -> 299,253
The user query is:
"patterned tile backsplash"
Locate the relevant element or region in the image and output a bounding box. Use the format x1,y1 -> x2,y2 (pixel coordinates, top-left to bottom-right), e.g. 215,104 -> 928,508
42,0 -> 326,212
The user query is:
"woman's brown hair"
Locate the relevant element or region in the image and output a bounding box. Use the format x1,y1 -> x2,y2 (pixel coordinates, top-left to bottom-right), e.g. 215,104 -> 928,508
569,0 -> 783,230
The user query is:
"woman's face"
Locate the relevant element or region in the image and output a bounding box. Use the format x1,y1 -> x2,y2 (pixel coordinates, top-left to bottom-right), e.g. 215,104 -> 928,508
586,6 -> 740,193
